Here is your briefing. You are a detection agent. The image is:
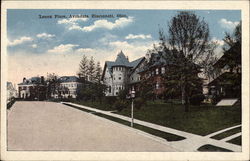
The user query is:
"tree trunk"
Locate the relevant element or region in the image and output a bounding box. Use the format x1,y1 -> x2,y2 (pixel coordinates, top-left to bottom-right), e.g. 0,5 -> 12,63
181,87 -> 185,104
184,94 -> 189,112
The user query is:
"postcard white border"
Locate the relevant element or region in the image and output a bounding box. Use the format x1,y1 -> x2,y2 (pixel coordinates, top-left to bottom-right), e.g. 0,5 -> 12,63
1,1 -> 249,160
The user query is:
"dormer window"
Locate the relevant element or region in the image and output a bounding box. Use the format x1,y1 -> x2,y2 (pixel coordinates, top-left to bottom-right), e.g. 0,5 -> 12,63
161,67 -> 165,74
156,68 -> 159,75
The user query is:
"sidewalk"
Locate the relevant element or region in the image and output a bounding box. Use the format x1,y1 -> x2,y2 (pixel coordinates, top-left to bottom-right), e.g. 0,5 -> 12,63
61,102 -> 242,152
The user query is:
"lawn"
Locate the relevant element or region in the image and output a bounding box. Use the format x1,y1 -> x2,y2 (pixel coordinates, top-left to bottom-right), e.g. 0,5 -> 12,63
117,101 -> 241,136
227,136 -> 242,145
197,144 -> 233,152
211,127 -> 241,140
70,100 -> 241,136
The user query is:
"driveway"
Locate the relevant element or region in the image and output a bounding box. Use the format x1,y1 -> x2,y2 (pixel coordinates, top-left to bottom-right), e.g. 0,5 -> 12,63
7,101 -> 177,151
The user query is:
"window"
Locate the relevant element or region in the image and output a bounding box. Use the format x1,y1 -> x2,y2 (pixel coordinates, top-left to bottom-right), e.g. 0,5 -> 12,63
162,67 -> 165,74
114,77 -> 115,80
119,77 -> 121,80
156,82 -> 159,89
109,86 -> 111,93
138,76 -> 141,81
156,68 -> 159,75
131,77 -> 134,81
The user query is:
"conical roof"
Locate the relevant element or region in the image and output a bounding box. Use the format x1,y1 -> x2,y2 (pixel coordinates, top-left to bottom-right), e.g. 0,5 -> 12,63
113,51 -> 131,67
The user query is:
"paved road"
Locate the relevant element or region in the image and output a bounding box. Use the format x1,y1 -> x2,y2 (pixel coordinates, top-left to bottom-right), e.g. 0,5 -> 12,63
7,101 -> 176,151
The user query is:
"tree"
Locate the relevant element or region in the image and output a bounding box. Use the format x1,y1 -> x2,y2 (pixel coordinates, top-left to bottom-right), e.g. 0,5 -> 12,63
164,11 -> 214,112
223,22 -> 241,73
46,73 -> 60,99
88,56 -> 95,81
77,55 -> 89,81
95,61 -> 102,82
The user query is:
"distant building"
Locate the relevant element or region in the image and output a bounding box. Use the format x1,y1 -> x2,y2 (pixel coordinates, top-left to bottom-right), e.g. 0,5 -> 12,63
102,51 -> 145,96
7,82 -> 17,103
138,51 -> 169,98
51,76 -> 82,99
18,76 -> 47,100
138,48 -> 203,100
208,49 -> 241,100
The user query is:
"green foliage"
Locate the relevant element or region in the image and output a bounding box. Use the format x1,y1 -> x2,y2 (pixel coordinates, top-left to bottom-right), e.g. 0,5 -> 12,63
104,96 -> 117,104
77,82 -> 107,102
117,87 -> 129,100
117,100 -> 241,136
189,94 -> 205,105
87,56 -> 96,81
159,11 -> 213,111
138,79 -> 155,100
134,97 -> 146,110
77,55 -> 89,80
113,99 -> 128,111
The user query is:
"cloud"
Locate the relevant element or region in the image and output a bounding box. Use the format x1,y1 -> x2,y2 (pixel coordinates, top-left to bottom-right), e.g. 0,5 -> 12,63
58,18 -> 88,25
66,17 -> 134,32
108,40 -> 157,61
8,36 -> 33,46
76,48 -> 95,53
219,18 -> 239,30
211,37 -> 224,46
58,18 -> 89,31
31,44 -> 38,48
48,44 -> 79,53
125,34 -> 152,40
36,33 -> 55,39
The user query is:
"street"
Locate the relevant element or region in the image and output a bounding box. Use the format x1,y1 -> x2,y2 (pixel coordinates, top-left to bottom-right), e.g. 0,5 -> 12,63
7,101 -> 176,151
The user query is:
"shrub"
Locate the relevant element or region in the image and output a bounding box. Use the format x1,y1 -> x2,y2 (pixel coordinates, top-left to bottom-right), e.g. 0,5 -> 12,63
104,96 -> 117,104
190,94 -> 205,105
134,97 -> 146,110
113,99 -> 128,111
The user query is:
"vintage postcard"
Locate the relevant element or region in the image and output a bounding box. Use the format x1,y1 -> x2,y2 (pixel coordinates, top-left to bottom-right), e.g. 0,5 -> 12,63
1,0 -> 249,160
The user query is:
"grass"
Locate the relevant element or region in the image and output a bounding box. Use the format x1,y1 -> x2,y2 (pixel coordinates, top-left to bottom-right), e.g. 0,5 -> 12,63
227,136 -> 242,146
72,100 -> 115,111
211,127 -> 241,140
92,112 -> 185,141
115,101 -> 241,136
198,144 -> 233,152
7,99 -> 16,109
68,99 -> 241,136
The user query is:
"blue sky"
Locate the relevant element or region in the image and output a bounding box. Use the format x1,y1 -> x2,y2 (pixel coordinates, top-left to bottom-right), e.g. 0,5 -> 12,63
7,9 -> 241,85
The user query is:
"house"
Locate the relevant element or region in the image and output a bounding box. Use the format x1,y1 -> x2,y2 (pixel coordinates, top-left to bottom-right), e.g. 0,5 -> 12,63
102,51 -> 145,96
7,82 -> 17,103
207,50 -> 241,100
18,76 -> 47,100
138,50 -> 172,99
138,48 -> 203,100
51,76 -> 82,98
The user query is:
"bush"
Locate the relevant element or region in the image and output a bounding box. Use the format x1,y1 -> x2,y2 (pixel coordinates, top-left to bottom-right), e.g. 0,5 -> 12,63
190,94 -> 205,105
134,97 -> 146,110
104,96 -> 117,104
113,99 -> 128,111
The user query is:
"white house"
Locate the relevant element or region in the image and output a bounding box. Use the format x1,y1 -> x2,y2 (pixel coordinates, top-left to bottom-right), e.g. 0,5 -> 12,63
102,51 -> 145,96
52,76 -> 82,98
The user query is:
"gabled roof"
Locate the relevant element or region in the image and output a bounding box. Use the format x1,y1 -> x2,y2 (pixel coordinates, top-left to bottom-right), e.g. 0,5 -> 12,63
102,51 -> 145,79
18,77 -> 42,85
59,76 -> 80,83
